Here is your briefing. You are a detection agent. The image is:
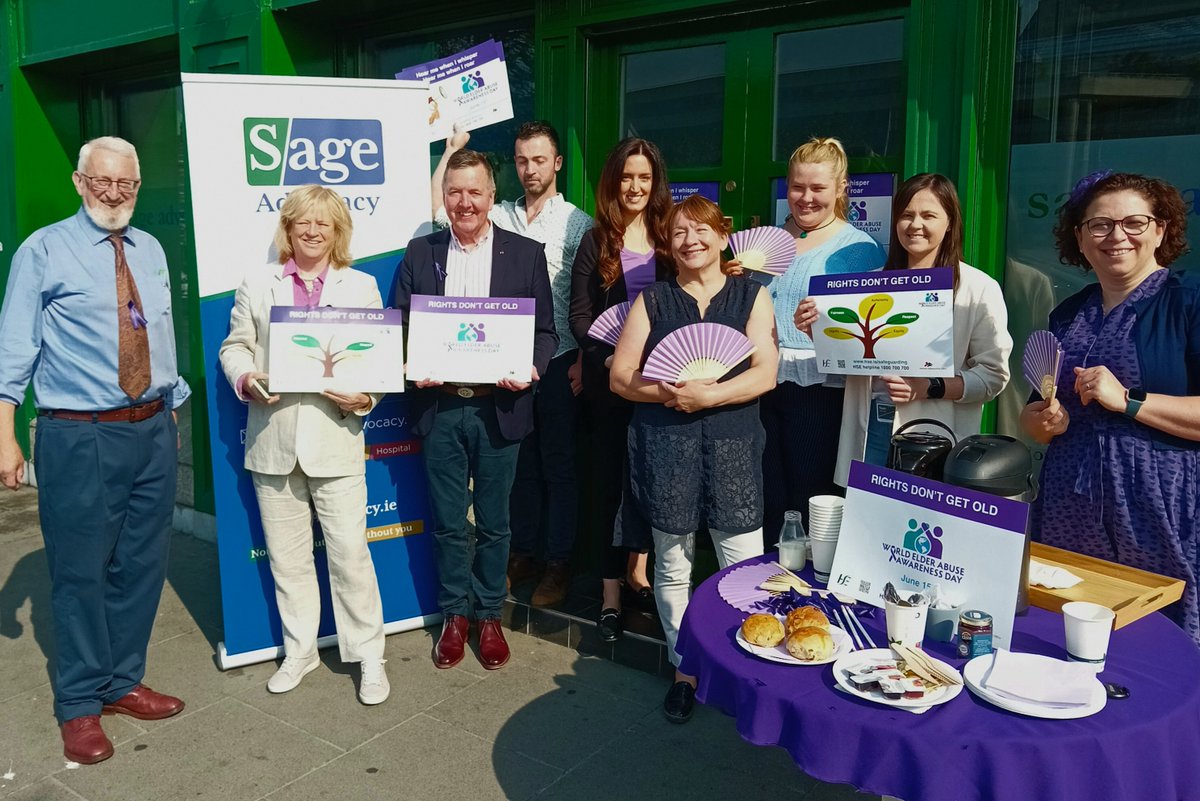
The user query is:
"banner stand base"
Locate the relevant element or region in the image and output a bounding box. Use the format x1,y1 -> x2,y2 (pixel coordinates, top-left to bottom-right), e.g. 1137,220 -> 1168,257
216,612 -> 444,670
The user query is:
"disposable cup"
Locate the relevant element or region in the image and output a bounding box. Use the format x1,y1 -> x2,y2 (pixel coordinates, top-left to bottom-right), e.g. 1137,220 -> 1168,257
1062,601 -> 1114,672
809,495 -> 845,514
810,536 -> 839,582
884,599 -> 929,649
925,605 -> 961,642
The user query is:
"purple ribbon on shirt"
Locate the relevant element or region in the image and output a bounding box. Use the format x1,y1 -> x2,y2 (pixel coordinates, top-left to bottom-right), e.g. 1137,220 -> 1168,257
434,261 -> 446,281
128,300 -> 148,330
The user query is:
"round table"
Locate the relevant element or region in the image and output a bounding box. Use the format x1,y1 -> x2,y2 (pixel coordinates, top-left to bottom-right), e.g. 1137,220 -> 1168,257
676,554 -> 1200,801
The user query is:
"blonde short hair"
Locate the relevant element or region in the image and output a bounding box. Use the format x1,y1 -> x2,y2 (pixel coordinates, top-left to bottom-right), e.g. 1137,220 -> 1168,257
274,185 -> 353,269
787,137 -> 849,221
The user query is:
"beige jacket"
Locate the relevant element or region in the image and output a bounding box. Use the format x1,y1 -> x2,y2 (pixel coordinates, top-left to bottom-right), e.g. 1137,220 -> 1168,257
834,262 -> 1012,486
219,264 -> 384,478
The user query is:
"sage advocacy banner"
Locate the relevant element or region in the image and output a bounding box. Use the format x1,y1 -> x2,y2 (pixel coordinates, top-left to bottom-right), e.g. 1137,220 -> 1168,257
181,73 -> 437,668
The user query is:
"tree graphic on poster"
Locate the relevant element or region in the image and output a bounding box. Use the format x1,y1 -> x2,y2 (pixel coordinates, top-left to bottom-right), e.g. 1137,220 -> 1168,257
823,294 -> 920,359
290,334 -> 375,377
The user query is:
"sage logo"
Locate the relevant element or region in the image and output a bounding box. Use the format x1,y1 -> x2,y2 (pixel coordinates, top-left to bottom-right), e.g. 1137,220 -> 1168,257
244,118 -> 385,186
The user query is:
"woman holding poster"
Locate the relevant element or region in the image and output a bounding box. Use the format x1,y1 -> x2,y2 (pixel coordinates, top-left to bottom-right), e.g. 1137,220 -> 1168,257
569,137 -> 673,641
610,195 -> 777,723
752,138 -> 886,544
1022,171 -> 1200,645
797,173 -> 1012,484
218,185 -> 389,704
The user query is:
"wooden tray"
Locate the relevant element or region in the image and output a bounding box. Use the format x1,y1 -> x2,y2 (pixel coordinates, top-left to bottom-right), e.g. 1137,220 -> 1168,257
1028,542 -> 1185,629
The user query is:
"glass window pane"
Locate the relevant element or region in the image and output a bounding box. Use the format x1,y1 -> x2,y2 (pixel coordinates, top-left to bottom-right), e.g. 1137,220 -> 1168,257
621,44 -> 725,168
360,19 -> 534,201
773,20 -> 904,161
999,0 -> 1200,439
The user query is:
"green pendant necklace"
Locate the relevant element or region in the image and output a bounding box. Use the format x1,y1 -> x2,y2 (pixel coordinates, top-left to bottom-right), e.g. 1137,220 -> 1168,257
796,216 -> 837,239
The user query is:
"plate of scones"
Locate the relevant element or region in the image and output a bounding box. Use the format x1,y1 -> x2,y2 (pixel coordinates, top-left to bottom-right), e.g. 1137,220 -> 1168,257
736,606 -> 852,666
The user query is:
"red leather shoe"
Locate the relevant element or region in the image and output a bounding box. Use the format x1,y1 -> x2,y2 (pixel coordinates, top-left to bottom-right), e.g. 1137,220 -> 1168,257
478,618 -> 510,670
434,614 -> 470,669
61,716 -> 114,764
101,684 -> 185,720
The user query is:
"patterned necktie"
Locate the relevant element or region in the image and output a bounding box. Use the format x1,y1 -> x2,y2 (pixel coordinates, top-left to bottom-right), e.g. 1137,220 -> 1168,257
110,234 -> 152,400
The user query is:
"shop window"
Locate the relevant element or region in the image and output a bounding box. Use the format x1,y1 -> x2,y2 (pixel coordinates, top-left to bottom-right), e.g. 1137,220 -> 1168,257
999,0 -> 1200,438
621,44 -> 726,169
773,20 -> 904,162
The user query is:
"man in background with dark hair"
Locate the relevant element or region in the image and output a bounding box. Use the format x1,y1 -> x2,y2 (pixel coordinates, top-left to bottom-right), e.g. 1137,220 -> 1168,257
432,122 -> 591,607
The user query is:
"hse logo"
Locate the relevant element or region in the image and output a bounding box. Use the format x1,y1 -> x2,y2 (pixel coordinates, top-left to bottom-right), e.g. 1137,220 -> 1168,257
244,118 -> 385,186
902,518 -> 944,559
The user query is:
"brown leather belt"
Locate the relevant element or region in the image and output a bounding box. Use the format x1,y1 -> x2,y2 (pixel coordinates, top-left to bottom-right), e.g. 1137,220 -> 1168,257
438,384 -> 493,399
39,398 -> 165,423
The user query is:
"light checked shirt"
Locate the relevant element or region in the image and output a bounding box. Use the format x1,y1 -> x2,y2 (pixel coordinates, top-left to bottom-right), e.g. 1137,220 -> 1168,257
0,207 -> 191,410
445,223 -> 495,298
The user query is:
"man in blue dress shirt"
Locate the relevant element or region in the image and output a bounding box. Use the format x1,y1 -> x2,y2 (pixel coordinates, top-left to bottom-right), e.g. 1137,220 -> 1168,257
0,137 -> 191,765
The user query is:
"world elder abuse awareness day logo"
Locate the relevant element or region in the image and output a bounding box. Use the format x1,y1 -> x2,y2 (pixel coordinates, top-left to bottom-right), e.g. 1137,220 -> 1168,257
244,118 -> 385,185
882,518 -> 966,584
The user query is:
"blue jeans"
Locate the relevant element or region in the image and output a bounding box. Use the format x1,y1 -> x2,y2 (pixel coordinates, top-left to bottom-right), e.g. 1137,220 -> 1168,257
421,395 -> 520,619
35,407 -> 177,723
864,398 -> 896,467
509,350 -> 579,563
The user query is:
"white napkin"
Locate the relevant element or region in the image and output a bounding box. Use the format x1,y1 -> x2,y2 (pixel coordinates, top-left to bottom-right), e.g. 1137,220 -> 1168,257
1029,559 -> 1083,589
982,649 -> 1095,707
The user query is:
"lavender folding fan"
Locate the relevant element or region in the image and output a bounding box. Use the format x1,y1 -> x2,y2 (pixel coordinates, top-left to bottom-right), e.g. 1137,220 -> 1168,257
587,301 -> 632,346
1023,329 -> 1064,401
728,226 -> 795,276
641,322 -> 756,383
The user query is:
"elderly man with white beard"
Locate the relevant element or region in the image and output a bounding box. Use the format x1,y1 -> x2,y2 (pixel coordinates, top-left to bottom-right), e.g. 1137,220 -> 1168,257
0,136 -> 190,764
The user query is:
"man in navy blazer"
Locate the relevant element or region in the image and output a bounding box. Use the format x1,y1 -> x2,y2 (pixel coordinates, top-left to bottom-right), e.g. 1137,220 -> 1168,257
395,149 -> 556,670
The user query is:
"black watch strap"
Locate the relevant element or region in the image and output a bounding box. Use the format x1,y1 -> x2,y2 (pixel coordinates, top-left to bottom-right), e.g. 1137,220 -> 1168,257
927,377 -> 946,399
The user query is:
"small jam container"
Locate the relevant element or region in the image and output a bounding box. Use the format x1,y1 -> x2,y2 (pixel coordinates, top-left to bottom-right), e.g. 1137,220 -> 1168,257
957,609 -> 994,659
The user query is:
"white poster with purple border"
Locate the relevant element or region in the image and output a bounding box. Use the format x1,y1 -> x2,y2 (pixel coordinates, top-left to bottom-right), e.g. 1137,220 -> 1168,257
829,461 -> 1029,649
406,295 -> 535,384
809,267 -> 954,377
396,39 -> 514,143
266,306 -> 405,393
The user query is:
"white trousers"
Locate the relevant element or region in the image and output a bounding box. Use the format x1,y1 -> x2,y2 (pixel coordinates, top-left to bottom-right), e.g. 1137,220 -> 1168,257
652,526 -> 763,667
251,468 -> 385,663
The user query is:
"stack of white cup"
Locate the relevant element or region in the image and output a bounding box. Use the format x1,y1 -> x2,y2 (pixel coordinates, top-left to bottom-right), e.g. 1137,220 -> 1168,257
807,495 -> 844,583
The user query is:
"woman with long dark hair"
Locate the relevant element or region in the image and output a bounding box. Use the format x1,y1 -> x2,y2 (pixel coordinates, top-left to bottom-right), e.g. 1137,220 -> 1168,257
568,137 -> 673,641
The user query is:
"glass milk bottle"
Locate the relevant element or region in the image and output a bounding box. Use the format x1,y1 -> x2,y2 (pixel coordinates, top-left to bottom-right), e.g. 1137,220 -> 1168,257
778,510 -> 808,570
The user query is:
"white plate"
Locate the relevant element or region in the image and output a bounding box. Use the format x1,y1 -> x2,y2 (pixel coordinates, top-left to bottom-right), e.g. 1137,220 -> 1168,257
832,648 -> 964,709
962,653 -> 1107,719
736,623 -> 853,666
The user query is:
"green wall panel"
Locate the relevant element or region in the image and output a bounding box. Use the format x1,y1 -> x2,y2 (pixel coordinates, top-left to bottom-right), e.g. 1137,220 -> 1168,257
18,0 -> 175,64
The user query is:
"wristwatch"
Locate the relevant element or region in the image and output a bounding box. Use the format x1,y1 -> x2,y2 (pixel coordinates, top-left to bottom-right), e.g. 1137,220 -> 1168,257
927,377 -> 946,400
1124,387 -> 1147,419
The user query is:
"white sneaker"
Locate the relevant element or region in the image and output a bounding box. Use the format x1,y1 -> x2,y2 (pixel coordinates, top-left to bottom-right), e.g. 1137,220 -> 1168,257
358,659 -> 389,705
267,655 -> 320,694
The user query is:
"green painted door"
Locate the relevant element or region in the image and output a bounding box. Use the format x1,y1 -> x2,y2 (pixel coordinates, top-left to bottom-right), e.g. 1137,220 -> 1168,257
587,12 -> 908,231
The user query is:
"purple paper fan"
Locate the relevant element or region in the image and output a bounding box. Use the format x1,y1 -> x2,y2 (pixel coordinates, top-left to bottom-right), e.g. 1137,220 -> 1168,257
1023,330 -> 1064,400
728,226 -> 795,276
641,322 -> 756,383
587,301 -> 632,346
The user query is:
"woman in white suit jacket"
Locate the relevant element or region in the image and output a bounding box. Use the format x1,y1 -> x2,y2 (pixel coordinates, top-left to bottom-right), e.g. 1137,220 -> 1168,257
795,173 -> 1012,486
219,185 -> 389,705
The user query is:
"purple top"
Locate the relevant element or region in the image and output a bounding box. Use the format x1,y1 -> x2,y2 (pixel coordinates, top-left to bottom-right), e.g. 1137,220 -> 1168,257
620,248 -> 656,300
281,259 -> 328,307
677,553 -> 1200,801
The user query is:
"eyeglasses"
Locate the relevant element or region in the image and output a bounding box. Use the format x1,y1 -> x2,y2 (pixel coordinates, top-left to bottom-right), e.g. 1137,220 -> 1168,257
78,173 -> 141,194
1078,214 -> 1159,237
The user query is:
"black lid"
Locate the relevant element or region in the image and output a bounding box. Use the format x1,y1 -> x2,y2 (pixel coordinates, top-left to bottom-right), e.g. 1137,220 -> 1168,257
942,435 -> 1033,495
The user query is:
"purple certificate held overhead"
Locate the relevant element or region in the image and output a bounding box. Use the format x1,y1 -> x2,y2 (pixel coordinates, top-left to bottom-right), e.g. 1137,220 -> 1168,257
405,295 -> 535,384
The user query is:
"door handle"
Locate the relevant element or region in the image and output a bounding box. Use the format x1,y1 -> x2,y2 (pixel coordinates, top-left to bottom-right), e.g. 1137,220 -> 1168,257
749,215 -> 761,227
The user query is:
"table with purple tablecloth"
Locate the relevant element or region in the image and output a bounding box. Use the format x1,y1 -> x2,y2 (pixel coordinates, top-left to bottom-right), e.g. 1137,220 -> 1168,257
676,554 -> 1200,801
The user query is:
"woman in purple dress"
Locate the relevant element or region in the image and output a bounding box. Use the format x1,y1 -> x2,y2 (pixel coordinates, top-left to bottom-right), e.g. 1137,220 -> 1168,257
1022,171 -> 1200,644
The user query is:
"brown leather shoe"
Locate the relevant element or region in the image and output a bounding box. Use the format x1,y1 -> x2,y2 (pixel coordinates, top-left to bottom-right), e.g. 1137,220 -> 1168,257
507,554 -> 540,590
101,684 -> 185,720
531,560 -> 569,607
478,618 -> 511,670
434,614 -> 470,669
61,716 -> 114,764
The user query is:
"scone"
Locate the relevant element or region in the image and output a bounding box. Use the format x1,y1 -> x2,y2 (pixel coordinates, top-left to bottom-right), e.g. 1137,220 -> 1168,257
785,605 -> 830,635
785,626 -> 834,662
741,614 -> 785,647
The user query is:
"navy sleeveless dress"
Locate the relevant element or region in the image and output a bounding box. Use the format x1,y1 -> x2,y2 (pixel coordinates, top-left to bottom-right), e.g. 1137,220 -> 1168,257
625,276 -> 766,537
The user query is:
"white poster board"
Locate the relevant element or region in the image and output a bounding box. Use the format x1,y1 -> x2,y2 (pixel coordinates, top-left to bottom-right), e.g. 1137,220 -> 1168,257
809,267 -> 954,377
267,307 -> 405,393
396,39 -> 515,142
829,461 -> 1029,649
405,295 -> 535,383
